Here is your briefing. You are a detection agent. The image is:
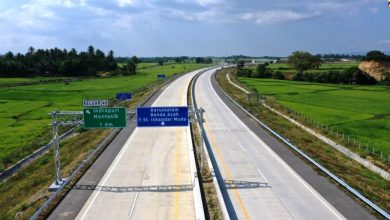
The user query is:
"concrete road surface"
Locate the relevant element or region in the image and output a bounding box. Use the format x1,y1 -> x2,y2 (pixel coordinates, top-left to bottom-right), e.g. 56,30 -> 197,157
195,68 -> 348,220
75,70 -> 203,220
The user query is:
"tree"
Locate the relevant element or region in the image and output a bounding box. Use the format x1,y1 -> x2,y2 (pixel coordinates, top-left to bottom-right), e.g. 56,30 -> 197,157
127,59 -> 136,75
272,71 -> 285,80
158,60 -> 164,66
87,45 -> 95,56
237,60 -> 245,69
0,46 -> 118,77
4,51 -> 14,60
364,50 -> 389,61
27,46 -> 35,56
131,56 -> 140,65
287,51 -> 322,73
255,63 -> 272,78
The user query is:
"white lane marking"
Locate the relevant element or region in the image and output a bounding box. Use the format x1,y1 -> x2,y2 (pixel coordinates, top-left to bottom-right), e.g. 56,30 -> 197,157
128,128 -> 159,218
204,70 -> 345,220
233,134 -> 269,183
79,128 -> 140,220
128,192 -> 139,219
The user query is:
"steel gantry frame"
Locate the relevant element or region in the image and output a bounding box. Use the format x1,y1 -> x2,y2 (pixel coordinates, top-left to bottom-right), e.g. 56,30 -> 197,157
48,108 -> 205,190
49,111 -> 83,191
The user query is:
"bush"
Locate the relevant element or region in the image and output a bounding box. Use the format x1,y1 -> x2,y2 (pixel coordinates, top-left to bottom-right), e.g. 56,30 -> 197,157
272,71 -> 285,80
292,67 -> 376,85
237,69 -> 253,77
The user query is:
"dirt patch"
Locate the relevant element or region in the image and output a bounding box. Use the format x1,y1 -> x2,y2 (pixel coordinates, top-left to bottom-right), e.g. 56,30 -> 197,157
359,61 -> 390,81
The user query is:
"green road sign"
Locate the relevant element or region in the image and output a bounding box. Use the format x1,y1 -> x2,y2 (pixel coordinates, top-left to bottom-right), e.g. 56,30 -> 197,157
83,107 -> 127,128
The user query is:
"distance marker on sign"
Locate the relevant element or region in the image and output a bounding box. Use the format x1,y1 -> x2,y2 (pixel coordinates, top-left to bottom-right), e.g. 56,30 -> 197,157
83,107 -> 127,128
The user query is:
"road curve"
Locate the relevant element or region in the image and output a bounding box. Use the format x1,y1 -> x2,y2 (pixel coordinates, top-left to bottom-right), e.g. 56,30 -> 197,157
75,69 -> 203,220
195,68 -> 347,219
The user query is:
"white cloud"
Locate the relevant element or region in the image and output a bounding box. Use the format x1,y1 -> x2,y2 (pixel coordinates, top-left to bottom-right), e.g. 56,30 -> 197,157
176,0 -> 221,6
377,40 -> 390,45
117,0 -> 136,7
241,10 -> 320,24
195,0 -> 221,6
369,8 -> 379,14
168,8 -> 231,23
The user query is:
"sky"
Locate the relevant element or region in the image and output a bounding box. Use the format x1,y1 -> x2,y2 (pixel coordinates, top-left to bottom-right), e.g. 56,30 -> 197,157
0,0 -> 389,57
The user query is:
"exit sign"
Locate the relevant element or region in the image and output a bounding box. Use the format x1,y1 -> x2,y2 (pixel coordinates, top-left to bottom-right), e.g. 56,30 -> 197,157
83,107 -> 127,128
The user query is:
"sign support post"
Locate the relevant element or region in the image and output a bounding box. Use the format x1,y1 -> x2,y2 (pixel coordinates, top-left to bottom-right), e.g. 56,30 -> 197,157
52,112 -> 63,187
48,111 -> 82,191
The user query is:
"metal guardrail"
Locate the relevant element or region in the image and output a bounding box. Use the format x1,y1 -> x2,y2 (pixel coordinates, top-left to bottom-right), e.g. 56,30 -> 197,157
29,128 -> 120,220
191,67 -> 231,220
213,69 -> 390,220
29,69 -> 194,220
2,70 -> 199,183
0,126 -> 79,182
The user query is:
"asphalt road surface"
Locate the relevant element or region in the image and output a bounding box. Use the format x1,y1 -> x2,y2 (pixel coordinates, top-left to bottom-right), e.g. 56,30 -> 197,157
194,68 -> 376,220
73,70 -> 203,220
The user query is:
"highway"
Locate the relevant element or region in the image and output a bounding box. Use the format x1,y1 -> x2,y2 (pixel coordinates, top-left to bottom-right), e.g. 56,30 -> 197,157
49,67 -> 376,220
195,68 -> 347,219
74,70 -> 203,220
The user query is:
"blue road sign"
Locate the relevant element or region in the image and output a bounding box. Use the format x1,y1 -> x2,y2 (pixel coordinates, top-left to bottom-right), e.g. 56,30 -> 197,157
116,93 -> 132,101
157,74 -> 166,79
137,106 -> 189,127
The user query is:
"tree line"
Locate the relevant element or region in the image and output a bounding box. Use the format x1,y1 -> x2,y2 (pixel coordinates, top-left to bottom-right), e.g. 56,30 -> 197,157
237,50 -> 381,85
292,68 -> 377,85
363,50 -> 390,61
0,46 -> 117,77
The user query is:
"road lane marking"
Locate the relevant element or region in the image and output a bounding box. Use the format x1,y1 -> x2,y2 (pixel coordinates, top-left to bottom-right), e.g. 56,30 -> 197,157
207,70 -> 345,220
128,129 -> 159,218
203,122 -> 251,220
195,73 -> 251,219
174,80 -> 189,220
79,128 -> 140,220
174,128 -> 181,220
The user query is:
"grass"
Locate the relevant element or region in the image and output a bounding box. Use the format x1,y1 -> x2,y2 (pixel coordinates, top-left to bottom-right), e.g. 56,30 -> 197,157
0,64 -> 211,219
0,63 -> 209,171
188,85 -> 223,220
0,77 -> 72,87
216,67 -> 390,216
237,77 -> 390,164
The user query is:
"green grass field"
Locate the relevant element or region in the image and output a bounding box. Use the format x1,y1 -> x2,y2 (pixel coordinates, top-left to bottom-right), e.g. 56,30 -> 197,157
0,77 -> 73,86
0,63 -> 209,170
239,78 -> 390,157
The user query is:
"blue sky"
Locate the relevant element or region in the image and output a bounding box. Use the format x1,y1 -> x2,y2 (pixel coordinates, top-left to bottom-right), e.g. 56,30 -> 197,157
0,0 -> 389,56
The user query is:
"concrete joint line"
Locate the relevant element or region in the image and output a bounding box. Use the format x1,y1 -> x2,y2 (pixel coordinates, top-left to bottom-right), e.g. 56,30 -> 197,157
216,70 -> 390,220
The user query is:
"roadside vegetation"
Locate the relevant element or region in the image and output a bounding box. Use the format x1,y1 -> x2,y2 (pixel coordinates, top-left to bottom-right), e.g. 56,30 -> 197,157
239,50 -> 389,86
188,86 -> 223,220
239,77 -> 390,168
0,46 -> 117,77
0,63 -> 212,219
216,67 -> 390,216
0,62 -> 209,172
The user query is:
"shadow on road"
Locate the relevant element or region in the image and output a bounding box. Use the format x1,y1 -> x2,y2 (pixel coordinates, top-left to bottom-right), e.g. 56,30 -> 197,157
224,180 -> 270,189
73,184 -> 194,193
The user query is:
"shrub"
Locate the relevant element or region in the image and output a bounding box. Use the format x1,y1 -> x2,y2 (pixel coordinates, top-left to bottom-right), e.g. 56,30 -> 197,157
272,71 -> 285,80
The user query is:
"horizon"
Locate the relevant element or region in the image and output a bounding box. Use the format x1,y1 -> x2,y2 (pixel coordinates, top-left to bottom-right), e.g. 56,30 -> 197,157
1,0 -> 390,57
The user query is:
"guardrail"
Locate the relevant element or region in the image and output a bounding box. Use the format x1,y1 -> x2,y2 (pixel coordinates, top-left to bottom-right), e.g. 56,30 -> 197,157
29,69 -> 196,220
1,70 -> 195,183
213,69 -> 390,220
191,67 -> 232,220
0,126 -> 78,182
